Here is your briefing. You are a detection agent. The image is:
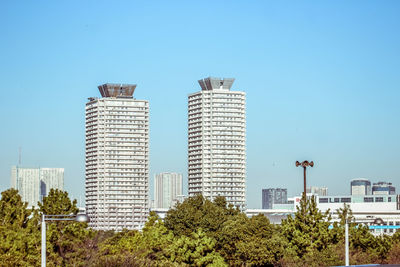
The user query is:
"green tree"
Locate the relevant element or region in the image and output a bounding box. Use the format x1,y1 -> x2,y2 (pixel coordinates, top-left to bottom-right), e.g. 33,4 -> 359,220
217,213 -> 282,266
38,189 -> 92,267
281,195 -> 333,261
164,195 -> 238,238
166,229 -> 227,266
0,189 -> 41,266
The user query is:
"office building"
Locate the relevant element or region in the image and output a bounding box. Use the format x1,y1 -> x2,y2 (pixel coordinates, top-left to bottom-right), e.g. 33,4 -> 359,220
373,182 -> 396,195
351,178 -> 372,195
307,186 -> 328,196
85,83 -> 149,231
11,166 -> 64,208
262,188 -> 288,209
188,77 -> 246,209
154,172 -> 183,209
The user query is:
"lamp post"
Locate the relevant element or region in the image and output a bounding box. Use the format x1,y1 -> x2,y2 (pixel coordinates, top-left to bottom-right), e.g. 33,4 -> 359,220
295,160 -> 314,197
344,217 -> 383,266
41,213 -> 90,267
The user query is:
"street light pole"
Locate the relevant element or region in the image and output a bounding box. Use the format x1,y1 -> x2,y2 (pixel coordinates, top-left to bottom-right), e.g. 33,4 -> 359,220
41,213 -> 89,267
344,217 -> 383,266
345,218 -> 349,266
41,215 -> 46,267
295,160 -> 314,197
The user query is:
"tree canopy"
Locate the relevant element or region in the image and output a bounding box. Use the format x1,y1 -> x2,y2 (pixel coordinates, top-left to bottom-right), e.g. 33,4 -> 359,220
0,189 -> 399,266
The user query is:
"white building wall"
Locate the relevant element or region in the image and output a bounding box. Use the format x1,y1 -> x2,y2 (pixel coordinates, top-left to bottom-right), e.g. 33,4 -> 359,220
86,89 -> 149,231
188,77 -> 246,209
154,172 -> 183,209
11,166 -> 64,208
40,168 -> 64,197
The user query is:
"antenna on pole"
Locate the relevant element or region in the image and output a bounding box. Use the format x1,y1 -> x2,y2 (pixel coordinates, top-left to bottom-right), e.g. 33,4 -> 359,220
18,147 -> 22,166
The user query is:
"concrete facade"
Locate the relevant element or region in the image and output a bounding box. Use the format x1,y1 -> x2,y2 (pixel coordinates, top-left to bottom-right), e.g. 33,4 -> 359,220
154,172 -> 183,209
188,77 -> 246,209
11,166 -> 64,208
85,83 -> 149,231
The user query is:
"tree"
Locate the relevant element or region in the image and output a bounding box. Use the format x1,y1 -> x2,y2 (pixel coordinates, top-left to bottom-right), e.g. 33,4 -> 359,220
280,195 -> 333,261
217,213 -> 281,266
166,229 -> 227,266
0,189 -> 41,266
164,195 -> 239,238
38,189 -> 92,266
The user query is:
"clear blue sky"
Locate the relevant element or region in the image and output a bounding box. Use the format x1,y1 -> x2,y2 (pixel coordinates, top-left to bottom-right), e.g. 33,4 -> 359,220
1,1 -> 399,208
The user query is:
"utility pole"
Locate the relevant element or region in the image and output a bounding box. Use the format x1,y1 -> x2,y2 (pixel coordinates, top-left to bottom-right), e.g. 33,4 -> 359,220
295,160 -> 314,197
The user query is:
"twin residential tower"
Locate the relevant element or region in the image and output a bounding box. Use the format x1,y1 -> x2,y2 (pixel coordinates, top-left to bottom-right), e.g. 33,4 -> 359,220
188,78 -> 246,209
85,78 -> 246,230
85,84 -> 149,231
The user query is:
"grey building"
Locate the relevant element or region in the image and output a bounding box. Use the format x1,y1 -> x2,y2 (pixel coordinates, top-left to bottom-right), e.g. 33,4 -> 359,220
351,178 -> 372,195
372,182 -> 396,195
262,188 -> 288,209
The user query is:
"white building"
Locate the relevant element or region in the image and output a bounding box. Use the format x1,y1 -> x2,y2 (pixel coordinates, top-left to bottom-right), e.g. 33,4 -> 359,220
247,194 -> 400,235
85,83 -> 149,231
11,166 -> 64,208
188,77 -> 246,209
154,172 -> 183,209
306,186 -> 328,196
351,178 -> 372,195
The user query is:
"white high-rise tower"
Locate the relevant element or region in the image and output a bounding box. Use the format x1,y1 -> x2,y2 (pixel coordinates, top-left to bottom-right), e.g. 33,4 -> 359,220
85,83 -> 149,231
188,77 -> 246,209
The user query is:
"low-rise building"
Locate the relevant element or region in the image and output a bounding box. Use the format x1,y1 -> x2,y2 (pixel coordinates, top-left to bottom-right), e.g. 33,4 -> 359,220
247,194 -> 400,236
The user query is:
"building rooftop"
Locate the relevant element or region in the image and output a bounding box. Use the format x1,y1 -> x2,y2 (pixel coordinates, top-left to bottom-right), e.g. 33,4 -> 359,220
198,77 -> 235,91
98,83 -> 137,98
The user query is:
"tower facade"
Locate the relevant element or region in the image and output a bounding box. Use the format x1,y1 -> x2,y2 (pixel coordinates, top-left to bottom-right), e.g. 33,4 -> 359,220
372,182 -> 396,195
188,77 -> 246,209
85,83 -> 149,231
262,188 -> 288,209
351,178 -> 372,195
154,172 -> 183,209
11,166 -> 64,208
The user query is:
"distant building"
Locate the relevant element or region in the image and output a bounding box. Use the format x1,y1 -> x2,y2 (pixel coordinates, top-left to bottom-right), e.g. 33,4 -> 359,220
188,77 -> 246,210
248,194 -> 400,236
154,172 -> 183,209
85,83 -> 149,231
372,182 -> 396,195
11,166 -> 64,208
351,178 -> 372,195
262,188 -> 287,209
307,186 -> 328,196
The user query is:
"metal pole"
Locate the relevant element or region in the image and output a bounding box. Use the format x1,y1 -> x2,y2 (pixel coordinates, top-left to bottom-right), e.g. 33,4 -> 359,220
41,214 -> 46,267
303,166 -> 307,197
345,219 -> 349,266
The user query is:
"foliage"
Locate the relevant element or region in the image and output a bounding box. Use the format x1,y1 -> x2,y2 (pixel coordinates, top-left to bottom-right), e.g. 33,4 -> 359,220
1,189 -> 400,266
164,194 -> 239,238
166,229 -> 226,266
38,189 -> 93,266
0,189 -> 40,266
281,195 -> 332,260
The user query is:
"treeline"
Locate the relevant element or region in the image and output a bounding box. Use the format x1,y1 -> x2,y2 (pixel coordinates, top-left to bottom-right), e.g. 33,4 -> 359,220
0,188 -> 399,266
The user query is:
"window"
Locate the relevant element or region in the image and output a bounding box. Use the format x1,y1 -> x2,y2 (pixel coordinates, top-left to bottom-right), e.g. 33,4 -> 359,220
341,198 -> 351,203
319,198 -> 329,203
364,197 -> 374,202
